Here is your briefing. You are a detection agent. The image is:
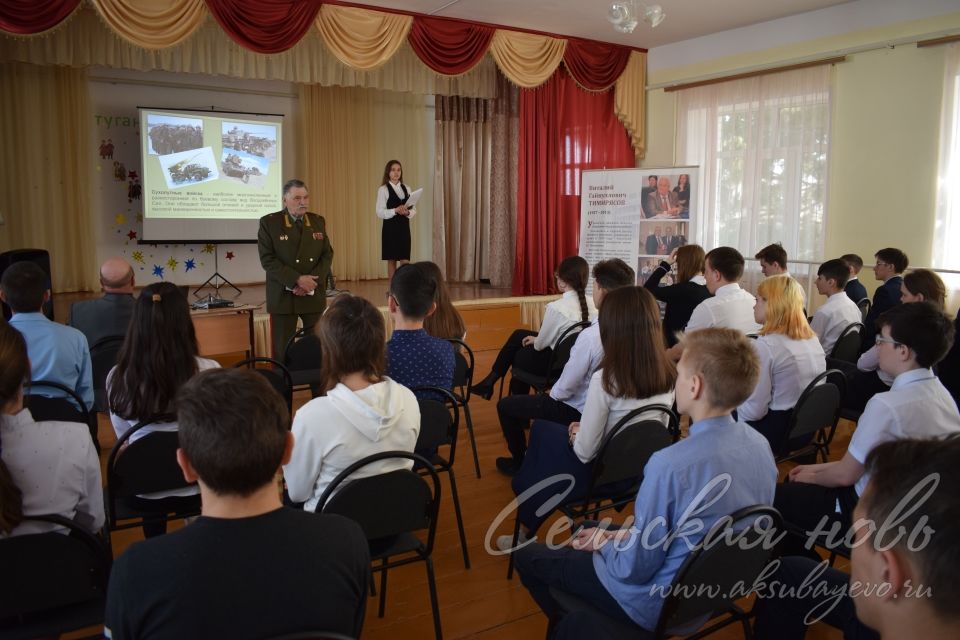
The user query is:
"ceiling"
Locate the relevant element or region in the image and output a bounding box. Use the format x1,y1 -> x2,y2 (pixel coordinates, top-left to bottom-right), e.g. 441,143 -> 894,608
342,0 -> 855,49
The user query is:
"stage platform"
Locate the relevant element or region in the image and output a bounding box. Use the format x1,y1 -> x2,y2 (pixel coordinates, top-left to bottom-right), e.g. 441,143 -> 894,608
53,279 -> 560,360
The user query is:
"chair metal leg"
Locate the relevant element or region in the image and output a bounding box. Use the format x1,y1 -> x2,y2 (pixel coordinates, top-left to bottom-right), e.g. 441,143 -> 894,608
425,556 -> 443,640
378,559 -> 388,618
462,402 -> 482,478
447,470 -> 471,569
368,567 -> 377,597
506,517 -> 521,580
497,375 -> 505,401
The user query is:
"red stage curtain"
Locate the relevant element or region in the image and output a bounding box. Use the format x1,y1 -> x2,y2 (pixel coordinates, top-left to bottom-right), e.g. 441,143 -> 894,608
563,40 -> 631,92
0,0 -> 80,34
204,0 -> 323,54
408,16 -> 494,76
513,72 -> 634,295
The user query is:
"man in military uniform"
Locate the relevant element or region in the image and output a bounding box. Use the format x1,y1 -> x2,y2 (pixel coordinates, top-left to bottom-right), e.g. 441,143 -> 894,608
258,179 -> 334,359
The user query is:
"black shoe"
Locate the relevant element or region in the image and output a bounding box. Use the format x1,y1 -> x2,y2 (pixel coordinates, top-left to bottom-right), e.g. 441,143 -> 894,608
496,456 -> 521,476
470,373 -> 498,400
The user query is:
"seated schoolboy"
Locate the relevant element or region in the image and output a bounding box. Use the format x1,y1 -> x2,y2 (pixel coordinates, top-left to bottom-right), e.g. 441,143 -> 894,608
755,437 -> 960,640
514,327 -> 777,634
776,301 -> 959,549
810,258 -> 862,355
385,263 -> 455,398
285,295 -> 420,512
494,258 -> 635,475
104,369 -> 370,639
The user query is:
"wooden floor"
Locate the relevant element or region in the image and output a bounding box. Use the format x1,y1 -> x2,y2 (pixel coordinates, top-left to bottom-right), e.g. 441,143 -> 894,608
57,279 -> 841,639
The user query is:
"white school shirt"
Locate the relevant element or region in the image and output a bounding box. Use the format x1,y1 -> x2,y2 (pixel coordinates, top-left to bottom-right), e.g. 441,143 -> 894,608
849,368 -> 960,495
572,370 -> 675,463
533,291 -> 598,351
549,321 -> 602,413
685,283 -> 761,335
375,182 -> 417,220
810,292 -> 863,355
738,334 -> 826,422
1,409 -> 105,538
857,346 -> 896,386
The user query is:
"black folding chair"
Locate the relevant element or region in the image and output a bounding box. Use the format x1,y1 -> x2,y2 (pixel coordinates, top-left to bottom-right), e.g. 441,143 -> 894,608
549,505 -> 784,639
830,322 -> 863,364
0,514 -> 111,640
506,404 -> 677,579
445,338 -> 481,478
777,369 -> 846,464
104,418 -> 201,548
233,357 -> 294,416
283,326 -> 323,397
90,335 -> 125,414
413,386 -> 469,569
316,452 -> 443,640
24,380 -> 99,453
499,320 -> 591,400
857,297 -> 871,323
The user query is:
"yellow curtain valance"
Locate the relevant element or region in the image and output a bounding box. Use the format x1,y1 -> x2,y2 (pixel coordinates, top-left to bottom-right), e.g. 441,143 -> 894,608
90,0 -> 205,49
488,30 -> 566,89
315,5 -> 411,72
614,51 -> 647,159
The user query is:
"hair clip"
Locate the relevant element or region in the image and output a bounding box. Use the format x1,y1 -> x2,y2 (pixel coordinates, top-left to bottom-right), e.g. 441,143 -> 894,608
151,293 -> 161,302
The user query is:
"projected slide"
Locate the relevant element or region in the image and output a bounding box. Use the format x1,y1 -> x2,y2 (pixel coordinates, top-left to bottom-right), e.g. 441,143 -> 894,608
140,108 -> 283,242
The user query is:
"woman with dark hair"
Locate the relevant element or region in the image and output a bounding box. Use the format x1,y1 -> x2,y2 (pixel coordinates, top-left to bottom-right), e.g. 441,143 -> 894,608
376,159 -> 416,279
284,295 -> 420,512
471,256 -> 597,399
673,173 -> 691,217
107,282 -> 219,535
497,286 -> 676,549
417,261 -> 466,340
1,322 -> 103,537
643,244 -> 711,346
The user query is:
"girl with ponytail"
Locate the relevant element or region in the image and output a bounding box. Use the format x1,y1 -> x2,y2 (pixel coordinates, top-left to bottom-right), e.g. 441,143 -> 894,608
471,256 -> 597,400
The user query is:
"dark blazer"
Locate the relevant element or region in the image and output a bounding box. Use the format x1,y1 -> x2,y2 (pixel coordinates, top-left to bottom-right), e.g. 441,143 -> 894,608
644,234 -> 660,255
937,315 -> 960,408
68,293 -> 135,347
844,277 -> 868,305
644,261 -> 712,347
257,210 -> 334,316
861,275 -> 902,351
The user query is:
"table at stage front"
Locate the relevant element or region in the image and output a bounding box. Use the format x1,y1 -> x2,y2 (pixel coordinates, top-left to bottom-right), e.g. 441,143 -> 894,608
190,305 -> 255,359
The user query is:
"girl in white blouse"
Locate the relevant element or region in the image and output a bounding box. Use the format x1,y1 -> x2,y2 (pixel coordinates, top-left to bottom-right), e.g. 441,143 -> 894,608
502,286 -> 676,545
376,160 -> 416,279
471,256 -> 597,399
739,275 -> 825,454
0,322 -> 104,538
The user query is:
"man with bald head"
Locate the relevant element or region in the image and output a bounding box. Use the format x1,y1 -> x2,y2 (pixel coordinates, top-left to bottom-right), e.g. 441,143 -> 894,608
68,257 -> 137,347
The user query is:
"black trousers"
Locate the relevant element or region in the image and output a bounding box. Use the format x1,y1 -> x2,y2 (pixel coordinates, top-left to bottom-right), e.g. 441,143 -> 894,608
774,481 -> 859,558
496,394 -> 581,461
490,329 -> 554,395
753,556 -> 880,640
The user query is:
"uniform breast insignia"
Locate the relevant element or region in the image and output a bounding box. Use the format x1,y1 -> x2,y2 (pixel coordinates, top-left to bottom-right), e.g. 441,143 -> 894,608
280,234 -> 289,241
313,232 -> 324,241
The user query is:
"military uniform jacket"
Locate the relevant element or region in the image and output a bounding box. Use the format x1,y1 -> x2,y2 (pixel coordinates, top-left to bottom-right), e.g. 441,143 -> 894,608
258,210 -> 334,315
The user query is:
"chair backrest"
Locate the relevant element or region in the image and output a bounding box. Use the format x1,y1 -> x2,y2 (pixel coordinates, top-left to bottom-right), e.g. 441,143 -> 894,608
316,451 -> 441,554
233,357 -> 294,415
283,326 -> 323,372
546,321 -> 591,379
24,380 -> 98,448
655,505 -> 783,636
585,404 -> 677,505
446,338 -> 474,397
857,297 -> 871,322
830,322 -> 864,363
786,369 -> 845,445
90,335 -> 125,399
413,387 -> 459,457
107,418 -> 196,501
0,513 -> 110,620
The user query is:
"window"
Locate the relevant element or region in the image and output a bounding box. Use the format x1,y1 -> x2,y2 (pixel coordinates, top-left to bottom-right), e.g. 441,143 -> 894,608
933,43 -> 960,272
676,66 -> 831,261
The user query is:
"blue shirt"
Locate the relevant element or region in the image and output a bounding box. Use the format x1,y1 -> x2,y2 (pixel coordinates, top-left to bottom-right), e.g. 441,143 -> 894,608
9,312 -> 94,411
386,329 -> 455,400
592,414 -> 777,630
